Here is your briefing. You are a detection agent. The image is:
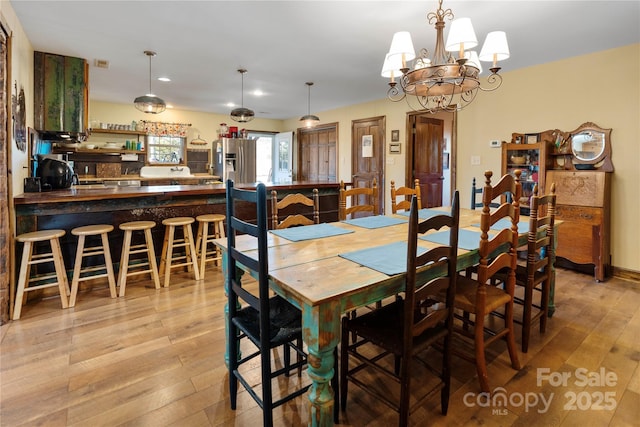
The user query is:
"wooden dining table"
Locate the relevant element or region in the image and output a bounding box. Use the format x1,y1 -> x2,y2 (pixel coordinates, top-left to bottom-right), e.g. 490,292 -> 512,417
214,207 -> 559,426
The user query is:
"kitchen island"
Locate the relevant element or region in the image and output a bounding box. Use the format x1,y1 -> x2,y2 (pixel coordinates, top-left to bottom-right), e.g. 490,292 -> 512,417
13,181 -> 340,294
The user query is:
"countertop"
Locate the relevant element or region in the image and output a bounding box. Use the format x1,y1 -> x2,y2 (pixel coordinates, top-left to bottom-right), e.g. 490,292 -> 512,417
14,181 -> 341,205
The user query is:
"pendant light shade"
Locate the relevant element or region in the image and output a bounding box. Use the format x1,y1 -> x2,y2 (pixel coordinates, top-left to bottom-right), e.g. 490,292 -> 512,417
230,69 -> 255,123
300,82 -> 319,128
134,51 -> 166,114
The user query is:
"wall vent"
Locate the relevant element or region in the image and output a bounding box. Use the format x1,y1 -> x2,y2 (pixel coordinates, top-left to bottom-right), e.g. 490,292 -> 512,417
94,59 -> 109,69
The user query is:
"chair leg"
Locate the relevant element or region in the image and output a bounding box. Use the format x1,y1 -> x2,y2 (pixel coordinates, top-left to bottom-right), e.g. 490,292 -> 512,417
504,300 -> 521,371
474,313 -> 490,393
540,277 -> 550,334
521,280 -> 534,353
441,332 -> 452,415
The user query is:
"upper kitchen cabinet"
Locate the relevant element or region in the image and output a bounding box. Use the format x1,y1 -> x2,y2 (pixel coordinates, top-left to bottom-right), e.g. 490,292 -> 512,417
34,51 -> 88,137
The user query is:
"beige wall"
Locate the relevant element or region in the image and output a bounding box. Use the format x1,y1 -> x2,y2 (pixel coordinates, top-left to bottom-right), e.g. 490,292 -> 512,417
5,0 -> 638,272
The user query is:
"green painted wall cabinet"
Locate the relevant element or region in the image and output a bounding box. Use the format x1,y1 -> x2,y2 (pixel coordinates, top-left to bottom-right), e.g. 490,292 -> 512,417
34,51 -> 88,135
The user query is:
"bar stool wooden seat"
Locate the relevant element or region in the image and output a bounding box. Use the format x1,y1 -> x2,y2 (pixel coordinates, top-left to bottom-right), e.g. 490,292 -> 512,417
118,220 -> 160,297
194,214 -> 225,279
69,224 -> 117,307
159,217 -> 200,287
13,229 -> 69,320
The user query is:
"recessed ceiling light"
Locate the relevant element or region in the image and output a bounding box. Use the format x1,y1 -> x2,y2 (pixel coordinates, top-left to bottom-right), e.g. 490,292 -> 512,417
253,90 -> 264,96
157,77 -> 171,82
226,102 -> 235,108
166,104 -> 173,109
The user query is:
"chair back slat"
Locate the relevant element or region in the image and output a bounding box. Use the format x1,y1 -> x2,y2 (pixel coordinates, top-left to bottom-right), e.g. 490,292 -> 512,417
271,189 -> 320,229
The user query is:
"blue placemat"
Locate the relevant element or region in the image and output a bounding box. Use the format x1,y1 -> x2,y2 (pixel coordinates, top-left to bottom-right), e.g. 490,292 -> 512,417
397,208 -> 447,219
343,215 -> 406,229
270,223 -> 354,242
339,241 -> 427,276
420,229 -> 484,251
473,218 -> 529,234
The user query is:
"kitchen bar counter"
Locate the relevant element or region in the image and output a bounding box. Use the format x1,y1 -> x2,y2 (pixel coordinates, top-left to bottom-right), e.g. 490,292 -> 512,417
13,181 -> 341,303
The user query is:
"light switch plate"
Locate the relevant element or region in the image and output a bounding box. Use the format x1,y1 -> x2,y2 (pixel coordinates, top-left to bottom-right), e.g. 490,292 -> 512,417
471,156 -> 481,165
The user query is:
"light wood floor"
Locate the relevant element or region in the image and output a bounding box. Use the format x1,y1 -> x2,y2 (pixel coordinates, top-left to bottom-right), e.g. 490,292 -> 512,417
2,267 -> 639,426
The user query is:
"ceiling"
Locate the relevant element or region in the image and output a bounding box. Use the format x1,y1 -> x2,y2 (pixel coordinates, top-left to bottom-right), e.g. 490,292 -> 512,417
10,1 -> 640,121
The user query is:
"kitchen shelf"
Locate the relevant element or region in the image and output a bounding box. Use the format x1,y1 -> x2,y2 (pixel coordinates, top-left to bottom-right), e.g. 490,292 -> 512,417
89,128 -> 148,137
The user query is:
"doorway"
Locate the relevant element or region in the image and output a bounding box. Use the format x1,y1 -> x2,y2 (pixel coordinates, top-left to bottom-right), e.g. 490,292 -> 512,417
351,116 -> 385,213
406,111 -> 456,207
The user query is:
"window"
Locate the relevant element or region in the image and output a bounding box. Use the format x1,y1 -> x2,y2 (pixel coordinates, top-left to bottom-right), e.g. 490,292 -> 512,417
146,135 -> 186,165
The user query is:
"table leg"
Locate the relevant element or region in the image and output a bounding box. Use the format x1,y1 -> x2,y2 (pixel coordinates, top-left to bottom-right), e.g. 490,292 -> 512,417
303,304 -> 339,426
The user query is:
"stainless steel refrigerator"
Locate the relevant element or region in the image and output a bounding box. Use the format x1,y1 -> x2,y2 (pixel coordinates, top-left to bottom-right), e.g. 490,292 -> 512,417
213,137 -> 256,183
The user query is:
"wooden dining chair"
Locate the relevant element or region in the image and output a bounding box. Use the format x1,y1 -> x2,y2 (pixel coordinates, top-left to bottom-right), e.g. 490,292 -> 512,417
453,170 -> 522,393
271,189 -> 319,229
390,178 -> 421,214
471,176 -> 509,209
514,183 -> 557,353
339,178 -> 378,220
226,180 -> 310,427
340,192 -> 460,426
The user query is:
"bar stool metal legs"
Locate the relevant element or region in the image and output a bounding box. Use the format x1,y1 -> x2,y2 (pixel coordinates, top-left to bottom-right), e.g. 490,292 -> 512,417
69,224 -> 117,307
159,217 -> 201,287
13,229 -> 69,320
194,214 -> 225,279
118,221 -> 161,297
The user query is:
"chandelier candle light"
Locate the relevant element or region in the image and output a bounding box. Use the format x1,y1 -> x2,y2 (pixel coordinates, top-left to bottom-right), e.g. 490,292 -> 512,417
300,82 -> 320,128
230,69 -> 255,123
134,51 -> 166,114
383,0 -> 509,112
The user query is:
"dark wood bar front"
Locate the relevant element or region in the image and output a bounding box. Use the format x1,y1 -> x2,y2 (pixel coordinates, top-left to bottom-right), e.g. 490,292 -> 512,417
12,182 -> 340,307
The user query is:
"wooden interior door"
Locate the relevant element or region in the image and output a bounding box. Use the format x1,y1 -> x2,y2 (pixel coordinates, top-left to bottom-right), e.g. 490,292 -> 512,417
351,116 -> 385,214
412,115 -> 444,207
297,123 -> 337,182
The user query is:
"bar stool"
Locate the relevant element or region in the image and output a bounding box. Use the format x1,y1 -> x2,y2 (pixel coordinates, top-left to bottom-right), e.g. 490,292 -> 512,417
13,229 -> 69,320
69,224 -> 117,307
159,217 -> 200,287
118,221 -> 161,297
194,214 -> 225,279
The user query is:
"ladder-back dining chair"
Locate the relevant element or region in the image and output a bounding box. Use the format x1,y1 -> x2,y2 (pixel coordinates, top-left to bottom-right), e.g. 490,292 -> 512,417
514,183 -> 557,352
339,178 -> 378,220
340,192 -> 460,426
271,189 -> 319,229
453,170 -> 522,393
390,178 -> 421,214
226,180 -> 310,427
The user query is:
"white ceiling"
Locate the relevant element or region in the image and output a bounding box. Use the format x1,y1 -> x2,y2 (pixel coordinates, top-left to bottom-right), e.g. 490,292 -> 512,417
10,0 -> 640,121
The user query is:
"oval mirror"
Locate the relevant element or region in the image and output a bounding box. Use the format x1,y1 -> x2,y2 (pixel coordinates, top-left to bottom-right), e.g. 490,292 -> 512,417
571,130 -> 605,161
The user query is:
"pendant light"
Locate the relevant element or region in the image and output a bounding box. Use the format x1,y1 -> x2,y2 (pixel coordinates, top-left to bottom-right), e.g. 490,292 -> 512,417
300,82 -> 320,128
134,50 -> 166,114
230,69 -> 255,123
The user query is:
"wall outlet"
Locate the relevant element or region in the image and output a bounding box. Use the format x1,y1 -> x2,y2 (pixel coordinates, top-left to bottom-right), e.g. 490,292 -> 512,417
490,140 -> 501,147
471,155 -> 481,165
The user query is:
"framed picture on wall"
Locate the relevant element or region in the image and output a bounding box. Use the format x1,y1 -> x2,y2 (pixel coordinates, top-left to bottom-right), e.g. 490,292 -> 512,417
389,142 -> 401,154
526,133 -> 539,144
391,130 -> 399,142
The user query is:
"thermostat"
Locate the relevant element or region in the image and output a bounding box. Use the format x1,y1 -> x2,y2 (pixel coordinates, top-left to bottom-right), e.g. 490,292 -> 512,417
490,140 -> 501,147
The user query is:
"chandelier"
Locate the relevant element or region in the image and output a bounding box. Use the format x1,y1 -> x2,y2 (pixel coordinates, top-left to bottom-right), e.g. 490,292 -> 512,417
300,82 -> 320,128
134,51 -> 166,114
230,69 -> 255,123
383,0 -> 509,113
